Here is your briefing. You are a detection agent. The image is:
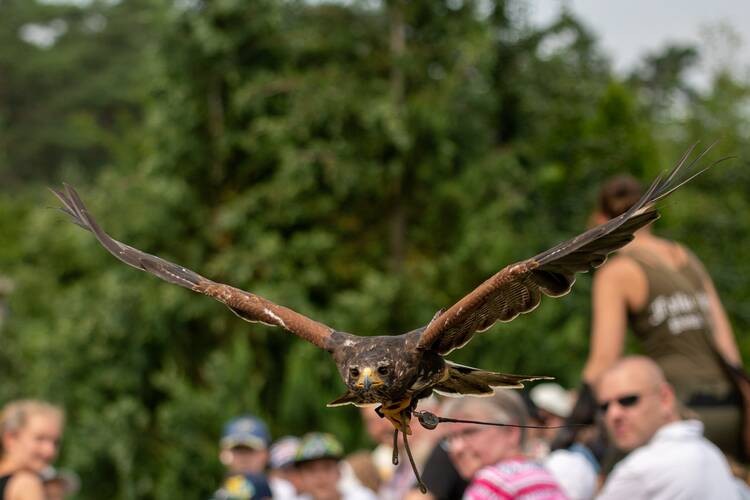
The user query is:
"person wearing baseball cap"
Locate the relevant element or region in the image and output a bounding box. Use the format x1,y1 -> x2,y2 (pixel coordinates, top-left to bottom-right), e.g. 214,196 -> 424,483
530,383 -> 573,444
214,415 -> 272,500
294,432 -> 376,500
531,384 -> 599,500
268,436 -> 304,500
221,416 -> 271,458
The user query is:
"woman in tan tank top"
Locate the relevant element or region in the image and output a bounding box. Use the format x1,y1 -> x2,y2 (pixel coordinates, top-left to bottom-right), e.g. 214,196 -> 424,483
577,175 -> 746,463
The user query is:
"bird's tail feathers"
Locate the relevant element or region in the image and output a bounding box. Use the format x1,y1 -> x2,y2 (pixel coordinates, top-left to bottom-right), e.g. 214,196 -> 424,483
433,361 -> 552,397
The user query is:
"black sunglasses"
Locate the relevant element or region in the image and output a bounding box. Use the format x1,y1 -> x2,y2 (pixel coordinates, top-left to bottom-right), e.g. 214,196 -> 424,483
598,394 -> 640,413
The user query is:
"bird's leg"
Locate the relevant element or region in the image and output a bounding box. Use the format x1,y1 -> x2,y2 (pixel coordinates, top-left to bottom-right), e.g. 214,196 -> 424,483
380,398 -> 413,435
377,399 -> 417,470
401,411 -> 427,494
392,429 -> 399,465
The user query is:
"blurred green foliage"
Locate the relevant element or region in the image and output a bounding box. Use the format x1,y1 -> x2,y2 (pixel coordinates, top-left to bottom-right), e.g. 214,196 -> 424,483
0,0 -> 749,498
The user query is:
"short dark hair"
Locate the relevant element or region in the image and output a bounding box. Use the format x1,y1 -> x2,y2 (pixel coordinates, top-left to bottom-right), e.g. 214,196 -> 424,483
597,175 -> 643,219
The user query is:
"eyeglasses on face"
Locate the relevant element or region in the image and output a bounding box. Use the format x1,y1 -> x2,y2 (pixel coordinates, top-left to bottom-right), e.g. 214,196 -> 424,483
598,394 -> 640,413
439,426 -> 486,451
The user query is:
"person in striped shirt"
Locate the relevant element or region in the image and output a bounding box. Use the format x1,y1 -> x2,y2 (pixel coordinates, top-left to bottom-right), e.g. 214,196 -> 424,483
441,391 -> 567,500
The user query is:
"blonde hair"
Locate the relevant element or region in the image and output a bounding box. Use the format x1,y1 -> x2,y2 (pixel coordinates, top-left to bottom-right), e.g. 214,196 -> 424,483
0,399 -> 64,455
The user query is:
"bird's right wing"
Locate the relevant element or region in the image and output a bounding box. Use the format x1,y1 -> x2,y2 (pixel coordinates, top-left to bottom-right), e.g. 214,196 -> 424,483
417,144 -> 727,355
51,184 -> 336,351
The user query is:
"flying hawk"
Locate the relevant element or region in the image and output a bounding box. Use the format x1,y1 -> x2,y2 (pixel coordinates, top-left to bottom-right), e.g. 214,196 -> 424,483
52,144 -> 719,490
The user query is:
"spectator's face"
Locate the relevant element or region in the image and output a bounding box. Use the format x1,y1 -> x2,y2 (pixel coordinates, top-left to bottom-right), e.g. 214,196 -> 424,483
222,445 -> 268,475
597,368 -> 671,451
270,465 -> 305,493
283,466 -> 306,493
297,458 -> 341,500
2,413 -> 62,472
444,421 -> 519,478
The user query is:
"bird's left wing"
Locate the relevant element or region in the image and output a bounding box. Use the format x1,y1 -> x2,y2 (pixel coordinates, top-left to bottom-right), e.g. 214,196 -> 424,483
51,184 -> 335,351
417,144 -> 723,355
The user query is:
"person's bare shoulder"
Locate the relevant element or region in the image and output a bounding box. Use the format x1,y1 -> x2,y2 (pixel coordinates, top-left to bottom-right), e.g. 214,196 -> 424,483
7,471 -> 45,500
595,255 -> 648,310
672,242 -> 699,269
596,254 -> 642,282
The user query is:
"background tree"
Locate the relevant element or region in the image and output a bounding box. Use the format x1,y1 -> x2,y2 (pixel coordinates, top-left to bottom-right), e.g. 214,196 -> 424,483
0,0 -> 156,187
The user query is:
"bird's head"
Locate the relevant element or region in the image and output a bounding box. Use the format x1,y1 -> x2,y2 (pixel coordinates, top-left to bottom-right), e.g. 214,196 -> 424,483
344,358 -> 395,395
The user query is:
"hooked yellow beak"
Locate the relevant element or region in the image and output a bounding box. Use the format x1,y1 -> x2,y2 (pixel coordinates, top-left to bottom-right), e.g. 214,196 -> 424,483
356,368 -> 382,391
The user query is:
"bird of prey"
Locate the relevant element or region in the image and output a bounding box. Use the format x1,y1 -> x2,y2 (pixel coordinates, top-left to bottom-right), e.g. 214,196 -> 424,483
52,144 -> 719,489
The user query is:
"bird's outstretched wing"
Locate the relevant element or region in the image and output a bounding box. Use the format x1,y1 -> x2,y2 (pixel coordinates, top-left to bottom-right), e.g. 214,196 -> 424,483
51,184 -> 335,350
417,144 -> 726,355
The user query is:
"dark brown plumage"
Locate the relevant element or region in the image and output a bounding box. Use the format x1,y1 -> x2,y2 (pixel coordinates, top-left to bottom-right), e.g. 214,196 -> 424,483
51,144 -> 722,490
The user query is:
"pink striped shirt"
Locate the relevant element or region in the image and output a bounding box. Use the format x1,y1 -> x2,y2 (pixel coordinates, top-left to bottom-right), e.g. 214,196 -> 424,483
463,458 -> 568,500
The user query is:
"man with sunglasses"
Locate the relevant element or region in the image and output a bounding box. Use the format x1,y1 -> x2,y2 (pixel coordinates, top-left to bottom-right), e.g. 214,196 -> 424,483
596,356 -> 740,499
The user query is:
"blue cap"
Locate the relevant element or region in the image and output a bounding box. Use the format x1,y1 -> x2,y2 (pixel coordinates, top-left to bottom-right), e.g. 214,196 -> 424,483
220,415 -> 271,450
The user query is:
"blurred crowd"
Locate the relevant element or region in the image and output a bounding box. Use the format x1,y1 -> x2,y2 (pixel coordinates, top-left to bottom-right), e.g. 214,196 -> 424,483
205,357 -> 750,500
2,365 -> 749,500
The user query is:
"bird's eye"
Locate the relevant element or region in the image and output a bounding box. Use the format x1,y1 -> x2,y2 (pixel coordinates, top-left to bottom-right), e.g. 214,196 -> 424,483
378,366 -> 389,376
350,367 -> 360,378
